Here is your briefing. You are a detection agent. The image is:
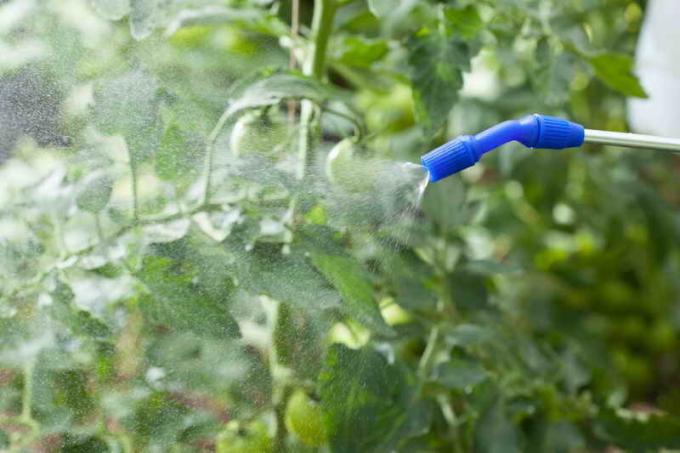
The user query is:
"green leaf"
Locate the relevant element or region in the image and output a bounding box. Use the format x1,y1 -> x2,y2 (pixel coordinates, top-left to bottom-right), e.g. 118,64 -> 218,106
273,302 -> 326,379
93,70 -> 161,164
447,270 -> 488,310
137,230 -> 240,339
333,36 -> 389,69
164,6 -> 277,37
589,53 -> 647,98
446,324 -> 494,348
310,253 -> 392,336
76,171 -> 113,213
155,124 -> 203,183
367,0 -> 399,18
319,345 -> 411,452
89,0 -> 130,20
50,281 -> 111,339
226,73 -> 340,118
443,5 -> 483,40
595,407 -> 680,450
435,357 -> 488,390
407,29 -> 468,132
474,398 -> 521,453
228,240 -> 340,312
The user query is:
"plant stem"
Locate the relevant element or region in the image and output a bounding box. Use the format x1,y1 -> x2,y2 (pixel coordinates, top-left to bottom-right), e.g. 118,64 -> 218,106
418,326 -> 440,380
287,0 -> 300,121
272,5 -> 339,448
127,152 -> 139,223
21,362 -> 34,422
306,0 -> 336,80
296,0 -> 337,181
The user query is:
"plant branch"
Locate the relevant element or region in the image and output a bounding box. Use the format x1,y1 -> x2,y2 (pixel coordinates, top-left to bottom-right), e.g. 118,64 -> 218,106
305,0 -> 337,80
296,0 -> 337,181
418,325 -> 440,380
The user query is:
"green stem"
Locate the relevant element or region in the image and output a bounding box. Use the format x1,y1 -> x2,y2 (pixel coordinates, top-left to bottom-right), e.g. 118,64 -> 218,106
305,0 -> 337,80
270,301 -> 293,453
21,362 -> 34,423
296,0 -> 337,181
127,152 -> 139,223
418,326 -> 440,380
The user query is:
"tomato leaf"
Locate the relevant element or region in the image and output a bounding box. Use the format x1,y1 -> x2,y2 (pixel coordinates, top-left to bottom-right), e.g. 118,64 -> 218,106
310,253 -> 393,336
76,171 -> 113,213
226,73 -> 342,118
137,230 -> 240,339
155,123 -> 203,183
443,5 -> 483,40
589,53 -> 647,98
319,345 -> 411,452
93,70 -> 161,164
434,357 -> 488,390
50,281 -> 111,339
333,36 -> 389,69
407,30 -> 467,133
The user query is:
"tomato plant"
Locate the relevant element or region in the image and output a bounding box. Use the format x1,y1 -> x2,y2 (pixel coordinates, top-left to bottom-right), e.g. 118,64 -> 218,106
1,0 -> 680,451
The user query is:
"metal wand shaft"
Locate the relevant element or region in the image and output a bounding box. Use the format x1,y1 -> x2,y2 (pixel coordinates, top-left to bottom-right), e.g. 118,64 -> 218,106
584,129 -> 680,153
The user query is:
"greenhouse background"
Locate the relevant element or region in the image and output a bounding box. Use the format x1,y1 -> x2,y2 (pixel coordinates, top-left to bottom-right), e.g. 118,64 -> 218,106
2,0 -> 680,451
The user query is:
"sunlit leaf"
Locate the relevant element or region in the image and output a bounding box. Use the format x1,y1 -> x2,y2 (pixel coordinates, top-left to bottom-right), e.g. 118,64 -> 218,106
589,53 -> 647,98
310,253 -> 393,336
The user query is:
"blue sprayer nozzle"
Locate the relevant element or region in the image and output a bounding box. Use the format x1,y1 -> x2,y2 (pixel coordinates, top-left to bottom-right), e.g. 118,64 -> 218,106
421,114 -> 585,182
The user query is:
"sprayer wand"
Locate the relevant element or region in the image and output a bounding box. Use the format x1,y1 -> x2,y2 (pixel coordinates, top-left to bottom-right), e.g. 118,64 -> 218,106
421,114 -> 680,182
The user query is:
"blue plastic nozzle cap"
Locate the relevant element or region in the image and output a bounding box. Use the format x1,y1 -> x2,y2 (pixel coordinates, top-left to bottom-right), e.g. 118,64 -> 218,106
420,114 -> 585,182
421,136 -> 478,183
533,114 -> 585,149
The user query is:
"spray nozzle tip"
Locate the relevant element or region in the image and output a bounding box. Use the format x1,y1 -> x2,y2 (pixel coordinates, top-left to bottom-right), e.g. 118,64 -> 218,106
421,136 -> 477,182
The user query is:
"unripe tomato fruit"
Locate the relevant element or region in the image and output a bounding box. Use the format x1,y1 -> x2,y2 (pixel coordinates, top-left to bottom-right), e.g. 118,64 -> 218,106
216,420 -> 272,453
325,138 -> 375,193
285,389 -> 328,447
230,110 -> 289,158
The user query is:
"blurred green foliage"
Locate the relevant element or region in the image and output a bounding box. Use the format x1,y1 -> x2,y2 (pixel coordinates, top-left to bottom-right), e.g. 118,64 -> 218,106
1,0 -> 680,451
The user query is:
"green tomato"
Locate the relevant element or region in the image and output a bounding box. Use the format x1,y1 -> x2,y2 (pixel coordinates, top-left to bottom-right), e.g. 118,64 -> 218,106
230,111 -> 289,158
216,420 -> 272,453
285,389 -> 328,447
325,138 -> 376,193
380,299 -> 412,326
